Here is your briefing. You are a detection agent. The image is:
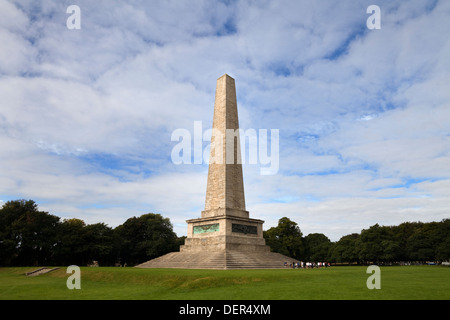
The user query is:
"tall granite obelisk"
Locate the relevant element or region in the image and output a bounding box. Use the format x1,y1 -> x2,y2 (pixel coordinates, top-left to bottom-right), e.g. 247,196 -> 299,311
204,74 -> 247,218
136,74 -> 300,269
181,74 -> 266,252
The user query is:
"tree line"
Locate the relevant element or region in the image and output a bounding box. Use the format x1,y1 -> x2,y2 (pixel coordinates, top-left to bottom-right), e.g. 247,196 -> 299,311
264,217 -> 450,264
1,199 -> 448,266
0,200 -> 182,266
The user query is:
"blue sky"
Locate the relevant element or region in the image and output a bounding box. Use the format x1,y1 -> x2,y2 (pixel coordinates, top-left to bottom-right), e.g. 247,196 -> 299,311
1,0 -> 449,241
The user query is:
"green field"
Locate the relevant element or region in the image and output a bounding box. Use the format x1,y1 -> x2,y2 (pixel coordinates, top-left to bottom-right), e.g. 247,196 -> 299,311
0,266 -> 448,300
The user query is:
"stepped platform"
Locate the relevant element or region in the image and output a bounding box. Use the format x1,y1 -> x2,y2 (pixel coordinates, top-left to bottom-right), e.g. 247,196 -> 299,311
135,250 -> 300,269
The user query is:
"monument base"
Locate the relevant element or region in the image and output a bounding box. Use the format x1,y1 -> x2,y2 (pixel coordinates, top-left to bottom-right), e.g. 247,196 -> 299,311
134,249 -> 301,269
135,214 -> 301,269
182,214 -> 266,252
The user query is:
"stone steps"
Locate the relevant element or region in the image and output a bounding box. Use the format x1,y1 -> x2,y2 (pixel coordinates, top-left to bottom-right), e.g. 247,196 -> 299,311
25,267 -> 60,276
135,251 -> 227,269
135,250 -> 300,269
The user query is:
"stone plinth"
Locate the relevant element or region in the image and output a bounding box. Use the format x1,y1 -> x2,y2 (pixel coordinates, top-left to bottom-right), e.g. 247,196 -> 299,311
182,215 -> 268,252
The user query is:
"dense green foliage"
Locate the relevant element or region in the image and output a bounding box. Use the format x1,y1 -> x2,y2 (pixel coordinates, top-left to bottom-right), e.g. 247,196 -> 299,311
0,200 -> 179,266
0,200 -> 448,266
264,217 -> 304,259
264,217 -> 450,263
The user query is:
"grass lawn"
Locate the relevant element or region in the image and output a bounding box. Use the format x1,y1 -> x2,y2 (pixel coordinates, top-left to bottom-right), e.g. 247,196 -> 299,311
0,266 -> 448,300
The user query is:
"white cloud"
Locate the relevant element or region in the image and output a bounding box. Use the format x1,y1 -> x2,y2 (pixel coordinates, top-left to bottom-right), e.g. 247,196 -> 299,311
0,0 -> 36,75
0,0 -> 449,241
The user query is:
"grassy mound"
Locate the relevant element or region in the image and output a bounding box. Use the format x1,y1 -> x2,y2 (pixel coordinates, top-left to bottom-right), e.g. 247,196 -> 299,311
0,266 -> 448,300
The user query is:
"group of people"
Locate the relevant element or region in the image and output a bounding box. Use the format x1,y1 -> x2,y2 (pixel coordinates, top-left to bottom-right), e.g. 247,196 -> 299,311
284,261 -> 331,269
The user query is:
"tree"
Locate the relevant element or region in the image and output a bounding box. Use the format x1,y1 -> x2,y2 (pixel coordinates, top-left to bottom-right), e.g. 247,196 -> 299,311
359,224 -> 401,263
0,200 -> 34,265
54,218 -> 86,266
391,221 -> 423,261
0,199 -> 182,266
329,233 -> 361,263
114,213 -> 178,265
54,219 -> 114,266
435,219 -> 450,261
83,223 -> 114,265
0,200 -> 60,266
406,222 -> 441,262
304,233 -> 332,261
264,217 -> 304,260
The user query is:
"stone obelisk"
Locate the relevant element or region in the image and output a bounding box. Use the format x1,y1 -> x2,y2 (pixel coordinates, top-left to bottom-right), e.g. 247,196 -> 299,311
181,74 -> 267,252
135,74 -> 300,269
203,74 -> 247,219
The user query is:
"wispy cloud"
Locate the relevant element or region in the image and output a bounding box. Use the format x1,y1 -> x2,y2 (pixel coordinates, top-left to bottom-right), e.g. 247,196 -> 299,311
1,0 -> 449,240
